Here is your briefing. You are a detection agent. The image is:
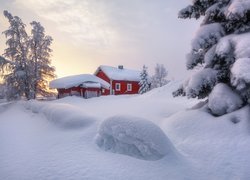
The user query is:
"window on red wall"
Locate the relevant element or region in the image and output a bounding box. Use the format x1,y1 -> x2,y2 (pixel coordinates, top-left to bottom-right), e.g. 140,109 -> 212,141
115,83 -> 121,91
127,83 -> 132,91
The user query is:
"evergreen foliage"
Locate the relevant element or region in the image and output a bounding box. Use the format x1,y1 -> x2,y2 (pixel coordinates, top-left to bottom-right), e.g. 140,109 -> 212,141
174,0 -> 250,113
0,11 -> 55,100
29,21 -> 55,99
2,10 -> 30,100
139,65 -> 150,94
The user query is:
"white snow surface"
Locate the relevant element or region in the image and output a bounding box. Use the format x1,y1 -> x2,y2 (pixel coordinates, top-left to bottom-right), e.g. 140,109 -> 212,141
208,83 -> 243,116
95,115 -> 177,161
49,74 -> 110,89
96,65 -> 140,81
1,81 -> 250,179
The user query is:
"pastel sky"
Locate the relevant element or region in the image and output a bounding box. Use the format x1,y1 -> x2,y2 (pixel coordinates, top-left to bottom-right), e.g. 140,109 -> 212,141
0,0 -> 199,79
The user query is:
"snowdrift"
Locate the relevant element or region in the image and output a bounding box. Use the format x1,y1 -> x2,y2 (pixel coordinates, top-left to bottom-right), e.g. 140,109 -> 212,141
141,81 -> 184,99
25,100 -> 95,129
95,115 -> 177,161
2,80 -> 250,179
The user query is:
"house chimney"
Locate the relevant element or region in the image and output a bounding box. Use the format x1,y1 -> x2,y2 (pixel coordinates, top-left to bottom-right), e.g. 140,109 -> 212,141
118,65 -> 124,70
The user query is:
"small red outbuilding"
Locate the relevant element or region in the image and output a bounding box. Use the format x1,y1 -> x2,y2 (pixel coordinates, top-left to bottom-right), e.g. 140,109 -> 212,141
49,74 -> 110,99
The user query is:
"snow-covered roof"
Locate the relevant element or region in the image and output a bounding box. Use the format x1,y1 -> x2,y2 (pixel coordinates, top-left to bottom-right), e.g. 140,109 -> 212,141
49,74 -> 110,89
95,65 -> 140,81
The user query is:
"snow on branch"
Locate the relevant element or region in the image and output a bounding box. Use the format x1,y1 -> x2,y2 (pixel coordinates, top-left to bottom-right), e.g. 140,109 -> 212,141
192,23 -> 225,51
226,0 -> 250,20
231,58 -> 250,90
184,68 -> 218,99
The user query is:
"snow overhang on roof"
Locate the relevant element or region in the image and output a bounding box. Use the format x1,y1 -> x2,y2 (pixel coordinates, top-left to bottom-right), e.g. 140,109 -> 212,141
95,65 -> 140,81
81,82 -> 101,88
49,74 -> 110,89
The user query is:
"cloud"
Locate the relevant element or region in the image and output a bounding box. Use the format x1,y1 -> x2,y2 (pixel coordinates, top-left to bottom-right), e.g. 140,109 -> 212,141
12,0 -> 172,48
13,0 -> 118,48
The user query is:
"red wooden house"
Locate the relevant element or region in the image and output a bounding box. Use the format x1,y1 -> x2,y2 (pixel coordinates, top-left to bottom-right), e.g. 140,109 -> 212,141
49,74 -> 110,99
94,65 -> 140,95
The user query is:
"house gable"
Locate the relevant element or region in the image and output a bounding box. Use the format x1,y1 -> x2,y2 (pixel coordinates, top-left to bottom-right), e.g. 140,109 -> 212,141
95,65 -> 140,82
95,69 -> 110,83
95,65 -> 140,95
95,70 -> 111,95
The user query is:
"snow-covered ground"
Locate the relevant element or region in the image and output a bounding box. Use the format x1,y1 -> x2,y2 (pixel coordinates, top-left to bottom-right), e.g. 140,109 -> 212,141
1,81 -> 250,180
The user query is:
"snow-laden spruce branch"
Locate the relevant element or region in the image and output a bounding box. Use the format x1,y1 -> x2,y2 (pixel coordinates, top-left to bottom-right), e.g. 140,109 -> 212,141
174,0 -> 250,116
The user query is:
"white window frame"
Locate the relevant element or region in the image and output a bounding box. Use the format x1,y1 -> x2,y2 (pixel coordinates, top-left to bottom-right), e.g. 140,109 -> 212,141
127,83 -> 132,91
115,83 -> 121,91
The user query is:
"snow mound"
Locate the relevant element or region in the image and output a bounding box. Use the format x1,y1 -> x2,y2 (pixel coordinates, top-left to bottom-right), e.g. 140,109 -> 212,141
41,104 -> 95,128
208,83 -> 243,116
95,115 -> 177,161
26,101 -> 95,129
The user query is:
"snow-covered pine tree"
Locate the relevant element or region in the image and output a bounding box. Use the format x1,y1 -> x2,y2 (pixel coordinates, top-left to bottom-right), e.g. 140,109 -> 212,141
1,10 -> 31,100
139,65 -> 150,94
151,64 -> 169,88
29,21 -> 55,99
173,0 -> 250,115
0,11 -> 56,100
